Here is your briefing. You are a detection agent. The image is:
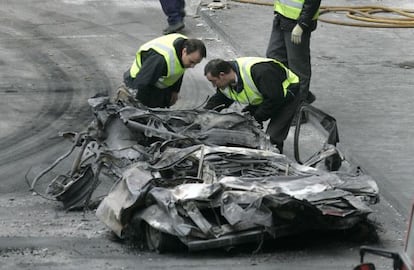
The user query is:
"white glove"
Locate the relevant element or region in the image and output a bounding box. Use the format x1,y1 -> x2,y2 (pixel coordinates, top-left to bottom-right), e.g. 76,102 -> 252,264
291,24 -> 303,45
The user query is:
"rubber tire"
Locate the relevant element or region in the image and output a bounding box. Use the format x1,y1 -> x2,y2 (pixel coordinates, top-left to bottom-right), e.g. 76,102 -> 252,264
144,222 -> 180,253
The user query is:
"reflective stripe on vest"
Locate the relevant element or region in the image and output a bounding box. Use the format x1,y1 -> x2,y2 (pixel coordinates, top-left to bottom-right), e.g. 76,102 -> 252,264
129,34 -> 186,89
274,0 -> 319,20
220,57 -> 299,105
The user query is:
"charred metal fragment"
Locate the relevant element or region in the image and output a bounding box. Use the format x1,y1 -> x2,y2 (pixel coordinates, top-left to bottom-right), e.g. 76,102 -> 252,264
30,96 -> 381,252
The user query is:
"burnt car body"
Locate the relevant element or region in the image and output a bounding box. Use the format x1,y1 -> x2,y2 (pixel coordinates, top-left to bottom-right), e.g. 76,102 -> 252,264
30,96 -> 379,252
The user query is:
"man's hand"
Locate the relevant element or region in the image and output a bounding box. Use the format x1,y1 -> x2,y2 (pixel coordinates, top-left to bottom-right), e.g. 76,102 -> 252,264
291,24 -> 303,45
170,91 -> 178,106
252,114 -> 264,129
241,105 -> 257,115
113,84 -> 140,106
255,120 -> 264,129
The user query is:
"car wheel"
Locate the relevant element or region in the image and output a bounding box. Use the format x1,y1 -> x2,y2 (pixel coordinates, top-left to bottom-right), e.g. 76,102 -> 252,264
143,222 -> 180,253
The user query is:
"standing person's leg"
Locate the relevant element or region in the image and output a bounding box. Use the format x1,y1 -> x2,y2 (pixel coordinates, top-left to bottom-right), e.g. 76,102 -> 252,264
285,31 -> 313,102
159,0 -> 185,35
266,16 -> 288,65
178,0 -> 186,18
266,95 -> 301,153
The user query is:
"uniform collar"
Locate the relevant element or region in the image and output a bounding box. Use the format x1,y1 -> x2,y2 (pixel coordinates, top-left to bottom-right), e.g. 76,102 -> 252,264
229,61 -> 243,93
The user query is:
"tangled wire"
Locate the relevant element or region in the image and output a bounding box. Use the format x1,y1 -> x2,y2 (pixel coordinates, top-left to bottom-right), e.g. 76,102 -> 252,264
231,0 -> 414,28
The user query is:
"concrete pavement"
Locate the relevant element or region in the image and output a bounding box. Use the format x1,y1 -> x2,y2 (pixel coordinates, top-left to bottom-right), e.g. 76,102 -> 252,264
198,0 -> 414,216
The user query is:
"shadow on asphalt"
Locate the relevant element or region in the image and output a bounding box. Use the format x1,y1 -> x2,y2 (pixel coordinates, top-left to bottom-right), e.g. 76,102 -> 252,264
114,218 -> 381,257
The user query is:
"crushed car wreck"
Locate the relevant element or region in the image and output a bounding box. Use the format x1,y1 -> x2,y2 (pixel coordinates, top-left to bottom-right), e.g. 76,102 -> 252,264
29,96 -> 380,252
97,144 -> 378,252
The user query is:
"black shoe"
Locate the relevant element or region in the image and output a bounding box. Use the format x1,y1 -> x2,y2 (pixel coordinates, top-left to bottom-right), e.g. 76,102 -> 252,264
163,21 -> 185,35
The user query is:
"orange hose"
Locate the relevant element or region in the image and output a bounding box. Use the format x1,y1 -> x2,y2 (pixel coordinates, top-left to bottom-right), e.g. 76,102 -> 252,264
230,0 -> 414,28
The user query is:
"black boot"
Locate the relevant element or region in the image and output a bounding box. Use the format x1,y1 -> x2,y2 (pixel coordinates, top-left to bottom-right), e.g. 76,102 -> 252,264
163,21 -> 185,35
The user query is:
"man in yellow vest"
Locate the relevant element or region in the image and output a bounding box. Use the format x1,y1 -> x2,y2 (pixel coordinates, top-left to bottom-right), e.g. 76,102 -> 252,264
121,34 -> 206,108
266,0 -> 320,106
203,57 -> 301,153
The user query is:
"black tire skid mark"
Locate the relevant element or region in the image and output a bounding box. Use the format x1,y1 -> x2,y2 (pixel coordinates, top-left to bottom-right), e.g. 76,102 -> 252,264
0,13 -> 111,167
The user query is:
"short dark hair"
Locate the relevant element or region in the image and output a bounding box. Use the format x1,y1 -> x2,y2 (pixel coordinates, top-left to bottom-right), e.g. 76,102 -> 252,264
204,58 -> 232,77
183,39 -> 207,58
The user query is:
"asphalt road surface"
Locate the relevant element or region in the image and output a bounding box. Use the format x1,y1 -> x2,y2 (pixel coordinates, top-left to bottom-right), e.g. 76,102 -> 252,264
0,0 -> 408,269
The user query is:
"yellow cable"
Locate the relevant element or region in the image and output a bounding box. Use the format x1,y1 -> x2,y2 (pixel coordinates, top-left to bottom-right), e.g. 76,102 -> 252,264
319,6 -> 414,28
230,0 -> 414,28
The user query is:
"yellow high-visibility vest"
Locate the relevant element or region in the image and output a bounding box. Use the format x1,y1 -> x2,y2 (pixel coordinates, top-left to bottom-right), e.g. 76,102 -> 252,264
129,34 -> 186,89
220,57 -> 299,105
274,0 -> 319,20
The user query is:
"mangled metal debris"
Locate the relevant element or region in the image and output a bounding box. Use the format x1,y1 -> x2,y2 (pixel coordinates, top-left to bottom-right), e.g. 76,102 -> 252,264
96,145 -> 378,252
30,96 -> 273,210
30,96 -> 380,252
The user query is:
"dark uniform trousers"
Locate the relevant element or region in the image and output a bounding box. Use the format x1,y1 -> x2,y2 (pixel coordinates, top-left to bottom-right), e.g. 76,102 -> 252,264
266,83 -> 301,153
